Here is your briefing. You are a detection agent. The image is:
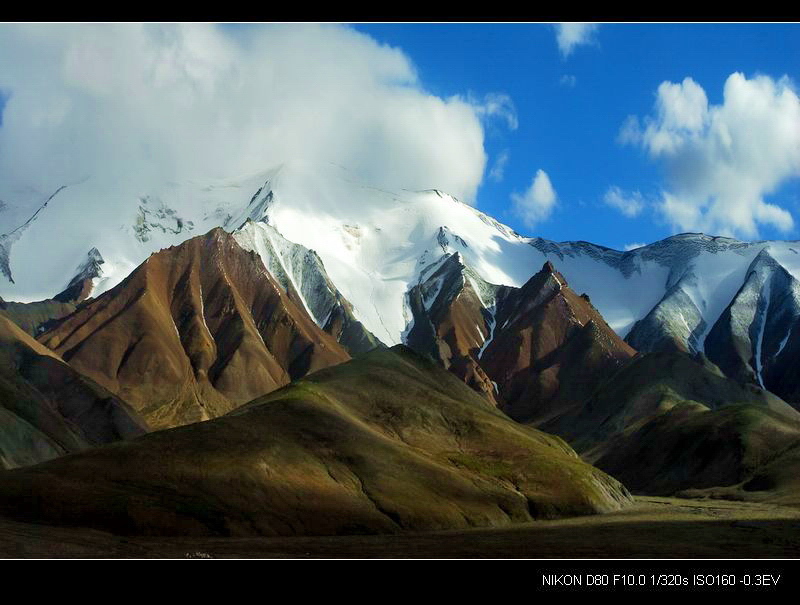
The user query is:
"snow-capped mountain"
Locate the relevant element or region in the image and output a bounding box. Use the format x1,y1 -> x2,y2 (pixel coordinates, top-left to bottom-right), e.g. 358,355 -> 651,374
233,220 -> 381,355
3,160 -> 800,404
405,251 -> 502,404
704,248 -> 800,403
53,247 -> 106,304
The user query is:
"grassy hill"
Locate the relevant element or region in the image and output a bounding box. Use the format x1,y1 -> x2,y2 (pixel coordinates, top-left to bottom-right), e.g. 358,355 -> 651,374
0,346 -> 631,537
541,351 -> 800,498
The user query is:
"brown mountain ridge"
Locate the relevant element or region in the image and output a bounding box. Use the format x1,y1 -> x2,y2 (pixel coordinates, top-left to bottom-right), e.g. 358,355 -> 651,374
37,228 -> 350,430
406,257 -> 636,423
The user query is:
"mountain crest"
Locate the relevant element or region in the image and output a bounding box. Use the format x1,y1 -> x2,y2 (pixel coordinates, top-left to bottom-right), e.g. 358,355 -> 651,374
54,247 -> 105,303
480,259 -> 636,422
405,252 -> 635,418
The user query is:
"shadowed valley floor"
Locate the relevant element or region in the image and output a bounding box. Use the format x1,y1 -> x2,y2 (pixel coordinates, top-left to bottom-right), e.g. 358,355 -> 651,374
2,497 -> 798,558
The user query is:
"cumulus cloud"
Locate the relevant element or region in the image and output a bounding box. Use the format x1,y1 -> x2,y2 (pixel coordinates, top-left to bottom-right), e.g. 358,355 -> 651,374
554,24 -> 599,58
604,186 -> 645,218
488,150 -> 509,182
0,23 -> 510,212
621,73 -> 800,238
512,169 -> 557,228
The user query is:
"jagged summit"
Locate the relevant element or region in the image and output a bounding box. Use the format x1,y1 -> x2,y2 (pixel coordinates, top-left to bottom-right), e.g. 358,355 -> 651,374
704,246 -> 800,401
405,249 -> 635,419
480,259 -> 636,422
54,247 -> 105,303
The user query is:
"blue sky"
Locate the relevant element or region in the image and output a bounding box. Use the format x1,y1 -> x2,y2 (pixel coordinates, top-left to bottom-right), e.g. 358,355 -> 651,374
1,23 -> 798,251
356,23 -> 800,249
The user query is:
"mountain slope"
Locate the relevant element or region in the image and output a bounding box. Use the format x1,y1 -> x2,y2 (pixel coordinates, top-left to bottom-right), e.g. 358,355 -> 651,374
480,262 -> 636,423
542,351 -> 800,497
233,220 -> 382,355
705,249 -> 800,406
405,252 -> 502,404
0,346 -> 631,537
625,277 -> 706,354
36,228 -> 350,429
0,314 -> 147,469
0,299 -> 77,338
596,404 -> 800,497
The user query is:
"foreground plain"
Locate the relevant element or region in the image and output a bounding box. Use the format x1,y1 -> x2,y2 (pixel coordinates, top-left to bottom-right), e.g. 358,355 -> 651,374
2,497 -> 799,559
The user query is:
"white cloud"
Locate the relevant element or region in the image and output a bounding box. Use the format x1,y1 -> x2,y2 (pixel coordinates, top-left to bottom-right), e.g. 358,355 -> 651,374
489,150 -> 509,182
603,186 -> 645,218
617,115 -> 642,145
623,242 -> 646,251
622,73 -> 800,238
472,92 -> 518,131
559,74 -> 577,87
0,23 -> 507,214
654,78 -> 709,132
512,169 -> 557,228
554,24 -> 599,58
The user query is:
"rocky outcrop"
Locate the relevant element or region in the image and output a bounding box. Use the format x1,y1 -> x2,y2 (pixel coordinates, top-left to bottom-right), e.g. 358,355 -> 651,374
54,248 -> 105,303
406,253 -> 503,404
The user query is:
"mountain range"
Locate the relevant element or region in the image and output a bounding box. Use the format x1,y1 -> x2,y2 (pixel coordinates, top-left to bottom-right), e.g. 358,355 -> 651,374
3,162 -> 800,407
3,161 -> 800,539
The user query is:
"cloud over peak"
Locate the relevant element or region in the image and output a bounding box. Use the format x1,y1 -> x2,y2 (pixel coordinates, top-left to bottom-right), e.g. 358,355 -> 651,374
0,23 -> 513,208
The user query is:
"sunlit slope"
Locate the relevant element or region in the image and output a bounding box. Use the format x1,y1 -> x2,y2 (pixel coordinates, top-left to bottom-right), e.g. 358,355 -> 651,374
0,346 -> 631,537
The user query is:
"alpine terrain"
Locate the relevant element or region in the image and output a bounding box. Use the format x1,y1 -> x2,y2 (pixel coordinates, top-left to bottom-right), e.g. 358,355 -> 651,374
2,161 -> 800,554
3,162 -> 800,410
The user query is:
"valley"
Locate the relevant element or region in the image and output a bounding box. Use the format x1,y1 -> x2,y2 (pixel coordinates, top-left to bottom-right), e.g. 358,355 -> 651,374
2,497 -> 798,559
